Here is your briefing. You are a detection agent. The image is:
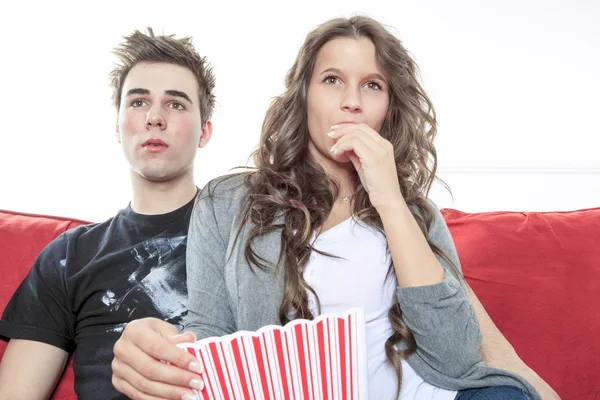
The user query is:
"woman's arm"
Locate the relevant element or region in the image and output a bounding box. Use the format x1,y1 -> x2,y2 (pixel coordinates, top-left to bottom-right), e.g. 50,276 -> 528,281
329,123 -> 482,375
184,185 -> 237,338
380,200 -> 483,377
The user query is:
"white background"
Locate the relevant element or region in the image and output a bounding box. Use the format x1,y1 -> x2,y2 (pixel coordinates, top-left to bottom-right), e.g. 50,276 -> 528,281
1,0 -> 599,222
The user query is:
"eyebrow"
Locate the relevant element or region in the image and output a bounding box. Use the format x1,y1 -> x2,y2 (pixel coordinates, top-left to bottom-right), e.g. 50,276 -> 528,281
125,88 -> 194,104
125,88 -> 150,97
320,67 -> 387,83
165,90 -> 193,104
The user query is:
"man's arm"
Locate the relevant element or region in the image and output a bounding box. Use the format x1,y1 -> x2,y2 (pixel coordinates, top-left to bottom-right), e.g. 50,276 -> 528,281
467,286 -> 561,400
0,339 -> 68,400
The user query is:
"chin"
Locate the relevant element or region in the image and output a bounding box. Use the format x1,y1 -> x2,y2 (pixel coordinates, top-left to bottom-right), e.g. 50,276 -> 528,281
141,173 -> 173,183
137,166 -> 176,182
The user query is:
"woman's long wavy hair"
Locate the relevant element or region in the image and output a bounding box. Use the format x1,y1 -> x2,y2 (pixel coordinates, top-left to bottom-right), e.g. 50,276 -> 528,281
239,15 -> 454,397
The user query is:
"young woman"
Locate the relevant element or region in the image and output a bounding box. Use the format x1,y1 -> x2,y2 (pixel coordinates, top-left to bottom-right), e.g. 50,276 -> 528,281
112,16 -> 560,400
183,16 -> 538,400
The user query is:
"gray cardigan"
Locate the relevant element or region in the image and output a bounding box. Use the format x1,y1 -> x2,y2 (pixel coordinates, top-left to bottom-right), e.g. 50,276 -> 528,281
184,173 -> 540,400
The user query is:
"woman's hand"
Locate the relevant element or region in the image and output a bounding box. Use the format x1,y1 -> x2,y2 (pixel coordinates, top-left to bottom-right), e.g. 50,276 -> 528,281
328,123 -> 403,211
111,318 -> 204,400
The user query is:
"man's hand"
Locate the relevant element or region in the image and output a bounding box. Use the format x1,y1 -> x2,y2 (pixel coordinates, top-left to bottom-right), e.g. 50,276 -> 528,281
111,318 -> 204,400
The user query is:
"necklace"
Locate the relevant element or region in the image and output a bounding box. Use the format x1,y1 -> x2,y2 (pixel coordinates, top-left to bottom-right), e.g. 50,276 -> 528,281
339,195 -> 354,202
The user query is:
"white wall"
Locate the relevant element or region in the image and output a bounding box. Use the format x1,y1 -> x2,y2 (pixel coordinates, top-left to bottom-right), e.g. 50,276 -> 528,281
1,0 -> 598,221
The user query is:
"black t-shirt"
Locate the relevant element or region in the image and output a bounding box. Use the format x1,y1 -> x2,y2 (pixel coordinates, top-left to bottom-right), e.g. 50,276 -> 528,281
0,196 -> 195,399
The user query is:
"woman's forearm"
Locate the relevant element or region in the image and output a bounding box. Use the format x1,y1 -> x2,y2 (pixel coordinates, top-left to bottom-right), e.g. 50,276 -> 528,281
378,199 -> 445,287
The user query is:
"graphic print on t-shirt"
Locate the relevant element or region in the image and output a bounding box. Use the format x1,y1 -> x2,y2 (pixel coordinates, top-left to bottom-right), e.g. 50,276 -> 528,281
101,233 -> 188,333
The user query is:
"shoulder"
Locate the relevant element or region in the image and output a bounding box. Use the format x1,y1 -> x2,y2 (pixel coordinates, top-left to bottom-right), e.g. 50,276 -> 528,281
190,172 -> 253,239
60,215 -> 118,249
196,172 -> 252,217
200,172 -> 252,202
38,214 -> 122,271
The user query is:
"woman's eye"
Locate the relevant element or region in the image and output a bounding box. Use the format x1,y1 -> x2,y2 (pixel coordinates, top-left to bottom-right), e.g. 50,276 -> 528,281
323,75 -> 340,85
366,81 -> 382,91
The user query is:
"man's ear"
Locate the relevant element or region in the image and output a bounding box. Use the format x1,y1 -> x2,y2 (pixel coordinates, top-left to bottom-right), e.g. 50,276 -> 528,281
198,120 -> 213,148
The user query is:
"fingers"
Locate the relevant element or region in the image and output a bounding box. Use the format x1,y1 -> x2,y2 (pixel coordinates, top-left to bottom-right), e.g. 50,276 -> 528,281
112,359 -> 198,400
329,124 -> 392,160
111,318 -> 204,399
168,331 -> 197,345
123,319 -> 198,370
140,317 -> 180,338
331,135 -> 376,160
328,122 -> 382,142
113,333 -> 199,386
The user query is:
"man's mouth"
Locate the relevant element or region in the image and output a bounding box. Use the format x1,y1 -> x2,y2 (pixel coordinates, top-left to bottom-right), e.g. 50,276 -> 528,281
142,139 -> 169,148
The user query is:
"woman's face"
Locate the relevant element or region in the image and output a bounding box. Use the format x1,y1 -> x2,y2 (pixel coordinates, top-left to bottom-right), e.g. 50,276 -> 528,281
306,37 -> 389,166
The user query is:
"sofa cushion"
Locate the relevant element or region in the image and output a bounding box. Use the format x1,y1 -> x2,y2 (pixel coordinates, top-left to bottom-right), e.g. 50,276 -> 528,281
444,207 -> 600,400
0,209 -> 90,399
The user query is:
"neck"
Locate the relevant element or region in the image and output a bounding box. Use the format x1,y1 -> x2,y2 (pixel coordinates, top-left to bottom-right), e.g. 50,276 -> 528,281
129,170 -> 197,215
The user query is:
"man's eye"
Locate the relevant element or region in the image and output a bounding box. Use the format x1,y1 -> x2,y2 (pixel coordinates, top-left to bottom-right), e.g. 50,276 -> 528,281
131,100 -> 146,107
169,102 -> 185,111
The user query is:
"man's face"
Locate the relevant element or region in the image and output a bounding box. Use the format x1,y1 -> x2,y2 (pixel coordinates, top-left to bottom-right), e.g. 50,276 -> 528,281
116,62 -> 211,183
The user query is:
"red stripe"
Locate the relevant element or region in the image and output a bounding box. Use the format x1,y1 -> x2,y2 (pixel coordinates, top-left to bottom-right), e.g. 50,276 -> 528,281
197,348 -> 216,400
220,342 -> 237,399
283,331 -> 298,399
260,333 -> 277,398
294,324 -> 310,399
240,338 -> 258,400
252,336 -> 271,400
272,330 -> 290,399
209,342 -> 231,400
187,347 -> 196,357
231,339 -> 251,399
317,321 -> 329,400
328,322 -> 334,398
349,315 -> 354,400
338,319 -> 347,400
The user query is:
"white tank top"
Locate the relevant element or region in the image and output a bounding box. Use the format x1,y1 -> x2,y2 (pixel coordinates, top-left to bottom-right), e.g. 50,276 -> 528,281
304,217 -> 457,400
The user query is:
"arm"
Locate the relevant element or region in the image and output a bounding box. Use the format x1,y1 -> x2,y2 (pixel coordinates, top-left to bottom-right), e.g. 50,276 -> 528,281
0,339 -> 68,400
468,287 -> 561,400
329,123 -> 482,375
0,234 -> 77,398
184,185 -> 237,338
379,196 -> 445,288
385,201 -> 483,377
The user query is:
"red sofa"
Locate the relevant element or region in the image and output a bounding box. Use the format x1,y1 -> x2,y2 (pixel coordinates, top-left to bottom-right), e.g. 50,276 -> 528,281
1,207 -> 599,399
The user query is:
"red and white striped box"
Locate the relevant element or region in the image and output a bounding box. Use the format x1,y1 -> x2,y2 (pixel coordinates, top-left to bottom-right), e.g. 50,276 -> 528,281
179,308 -> 368,400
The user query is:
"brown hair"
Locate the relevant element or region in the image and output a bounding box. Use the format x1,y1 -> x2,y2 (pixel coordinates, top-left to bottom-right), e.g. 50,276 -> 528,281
109,27 -> 215,125
240,16 -> 455,397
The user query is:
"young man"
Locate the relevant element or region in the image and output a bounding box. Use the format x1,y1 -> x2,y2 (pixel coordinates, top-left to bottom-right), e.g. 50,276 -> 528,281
0,28 -> 214,399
